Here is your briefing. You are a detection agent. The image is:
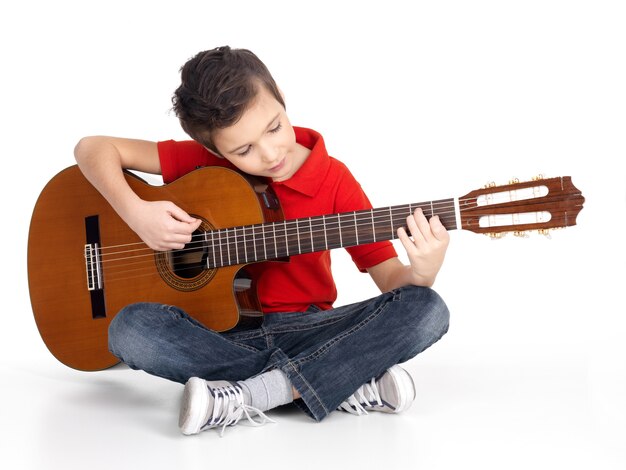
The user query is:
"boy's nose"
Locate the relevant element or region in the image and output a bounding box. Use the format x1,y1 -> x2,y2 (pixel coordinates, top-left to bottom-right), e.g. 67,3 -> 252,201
259,144 -> 279,164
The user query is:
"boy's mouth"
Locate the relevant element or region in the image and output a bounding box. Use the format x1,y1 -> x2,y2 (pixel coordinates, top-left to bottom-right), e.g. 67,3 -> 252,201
269,157 -> 286,173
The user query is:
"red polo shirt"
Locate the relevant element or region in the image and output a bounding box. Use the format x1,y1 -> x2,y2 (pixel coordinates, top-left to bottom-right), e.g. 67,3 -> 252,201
157,127 -> 397,313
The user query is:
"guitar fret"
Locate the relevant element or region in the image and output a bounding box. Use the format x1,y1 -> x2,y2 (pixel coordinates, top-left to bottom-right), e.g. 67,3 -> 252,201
328,214 -> 341,250
296,219 -> 301,254
240,226 -> 245,263
394,206 -> 403,237
218,230 -> 224,266
211,231 -> 216,268
256,224 -> 264,262
228,229 -> 233,265
262,224 -> 267,260
371,209 -> 376,243
272,223 -> 277,258
353,211 -> 359,245
338,214 -> 343,247
253,224 -> 257,261
283,221 -> 289,256
314,216 -> 326,252
356,211 -> 373,245
275,222 -> 281,258
240,227 -> 245,263
336,213 -> 349,247
224,229 -> 228,265
222,229 -> 227,265
204,231 -> 211,269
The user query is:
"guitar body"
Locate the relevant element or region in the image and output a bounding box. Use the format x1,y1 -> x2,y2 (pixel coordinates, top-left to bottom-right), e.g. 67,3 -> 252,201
28,166 -> 281,371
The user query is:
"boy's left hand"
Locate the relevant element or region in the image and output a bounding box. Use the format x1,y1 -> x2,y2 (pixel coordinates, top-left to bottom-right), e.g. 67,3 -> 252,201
397,208 -> 450,286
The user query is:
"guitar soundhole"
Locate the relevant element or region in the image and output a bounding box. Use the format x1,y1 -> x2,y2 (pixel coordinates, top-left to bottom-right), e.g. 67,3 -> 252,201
169,232 -> 207,278
155,217 -> 217,291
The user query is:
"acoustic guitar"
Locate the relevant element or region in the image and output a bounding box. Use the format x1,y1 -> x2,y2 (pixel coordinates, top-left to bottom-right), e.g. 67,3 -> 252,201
27,166 -> 584,371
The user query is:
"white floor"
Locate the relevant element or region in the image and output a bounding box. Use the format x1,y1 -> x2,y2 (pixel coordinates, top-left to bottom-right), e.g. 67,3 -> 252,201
2,300 -> 625,470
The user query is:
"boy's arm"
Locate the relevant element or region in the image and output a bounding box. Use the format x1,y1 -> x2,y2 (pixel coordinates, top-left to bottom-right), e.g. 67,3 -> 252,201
367,208 -> 449,292
74,136 -> 201,251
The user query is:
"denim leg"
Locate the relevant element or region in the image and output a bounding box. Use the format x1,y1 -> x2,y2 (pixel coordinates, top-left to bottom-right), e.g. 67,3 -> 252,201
109,286 -> 449,422
108,302 -> 287,384
263,285 -> 450,421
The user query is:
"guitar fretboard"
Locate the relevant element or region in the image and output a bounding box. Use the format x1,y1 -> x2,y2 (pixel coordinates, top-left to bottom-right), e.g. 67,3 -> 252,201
202,199 -> 457,269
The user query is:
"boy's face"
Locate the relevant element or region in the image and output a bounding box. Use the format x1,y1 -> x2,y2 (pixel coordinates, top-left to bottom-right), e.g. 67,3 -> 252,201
211,87 -> 303,182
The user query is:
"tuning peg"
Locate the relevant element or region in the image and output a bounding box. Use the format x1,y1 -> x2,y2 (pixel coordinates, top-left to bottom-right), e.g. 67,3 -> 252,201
484,181 -> 497,189
532,174 -> 545,181
513,231 -> 529,238
509,177 -> 520,184
537,228 -> 552,239
485,232 -> 505,239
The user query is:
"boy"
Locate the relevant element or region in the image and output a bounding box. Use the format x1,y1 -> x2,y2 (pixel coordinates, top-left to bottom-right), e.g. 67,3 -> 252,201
74,46 -> 450,436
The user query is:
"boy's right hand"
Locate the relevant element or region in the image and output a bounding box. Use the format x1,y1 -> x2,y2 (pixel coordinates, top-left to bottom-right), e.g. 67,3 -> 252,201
125,199 -> 202,251
73,136 -> 202,251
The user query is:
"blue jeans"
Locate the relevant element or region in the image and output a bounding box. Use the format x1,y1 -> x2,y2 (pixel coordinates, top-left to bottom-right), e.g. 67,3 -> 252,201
108,285 -> 449,421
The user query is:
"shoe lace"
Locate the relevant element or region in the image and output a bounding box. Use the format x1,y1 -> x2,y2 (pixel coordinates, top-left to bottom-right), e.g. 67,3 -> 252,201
203,384 -> 276,437
338,377 -> 383,416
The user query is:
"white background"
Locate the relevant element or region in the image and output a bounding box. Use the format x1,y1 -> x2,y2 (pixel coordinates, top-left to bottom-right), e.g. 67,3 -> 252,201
1,1 -> 625,469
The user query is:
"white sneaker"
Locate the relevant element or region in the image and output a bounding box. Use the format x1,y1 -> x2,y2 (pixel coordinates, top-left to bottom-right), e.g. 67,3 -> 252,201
179,377 -> 275,436
337,365 -> 416,415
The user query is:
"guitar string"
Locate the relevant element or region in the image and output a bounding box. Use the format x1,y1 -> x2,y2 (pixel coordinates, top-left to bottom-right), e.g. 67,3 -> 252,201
97,199 -> 460,257
94,192 -> 558,269
100,198 -> 455,254
94,215 -> 444,284
96,190 -> 558,261
87,192 -> 571,283
96,204 -> 460,262
96,218 -> 569,284
91,205 -> 461,283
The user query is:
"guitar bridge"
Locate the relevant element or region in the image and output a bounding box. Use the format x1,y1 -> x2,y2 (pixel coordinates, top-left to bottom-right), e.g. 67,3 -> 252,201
84,243 -> 103,291
84,215 -> 106,319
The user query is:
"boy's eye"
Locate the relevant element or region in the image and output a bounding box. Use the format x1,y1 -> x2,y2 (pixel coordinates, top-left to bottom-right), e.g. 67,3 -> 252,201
237,146 -> 252,157
269,122 -> 282,134
234,122 -> 281,157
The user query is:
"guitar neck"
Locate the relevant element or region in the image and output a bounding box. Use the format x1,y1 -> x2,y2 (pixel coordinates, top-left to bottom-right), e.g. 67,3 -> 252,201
205,198 -> 457,268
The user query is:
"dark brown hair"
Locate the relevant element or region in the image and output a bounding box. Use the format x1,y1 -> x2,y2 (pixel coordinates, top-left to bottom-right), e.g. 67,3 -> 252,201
172,46 -> 285,154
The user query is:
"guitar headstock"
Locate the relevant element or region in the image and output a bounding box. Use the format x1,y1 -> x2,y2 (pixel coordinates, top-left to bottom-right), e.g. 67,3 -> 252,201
458,176 -> 585,237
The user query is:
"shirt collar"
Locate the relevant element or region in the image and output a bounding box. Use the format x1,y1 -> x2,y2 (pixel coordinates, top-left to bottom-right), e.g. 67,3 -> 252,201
270,126 -> 330,197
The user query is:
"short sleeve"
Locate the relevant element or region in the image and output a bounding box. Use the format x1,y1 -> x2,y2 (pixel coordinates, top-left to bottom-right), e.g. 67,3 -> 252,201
157,140 -> 235,183
332,162 -> 398,271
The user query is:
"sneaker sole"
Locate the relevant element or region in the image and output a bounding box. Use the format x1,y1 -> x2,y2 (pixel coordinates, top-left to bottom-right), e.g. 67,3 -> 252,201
179,377 -> 209,435
387,365 -> 416,413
